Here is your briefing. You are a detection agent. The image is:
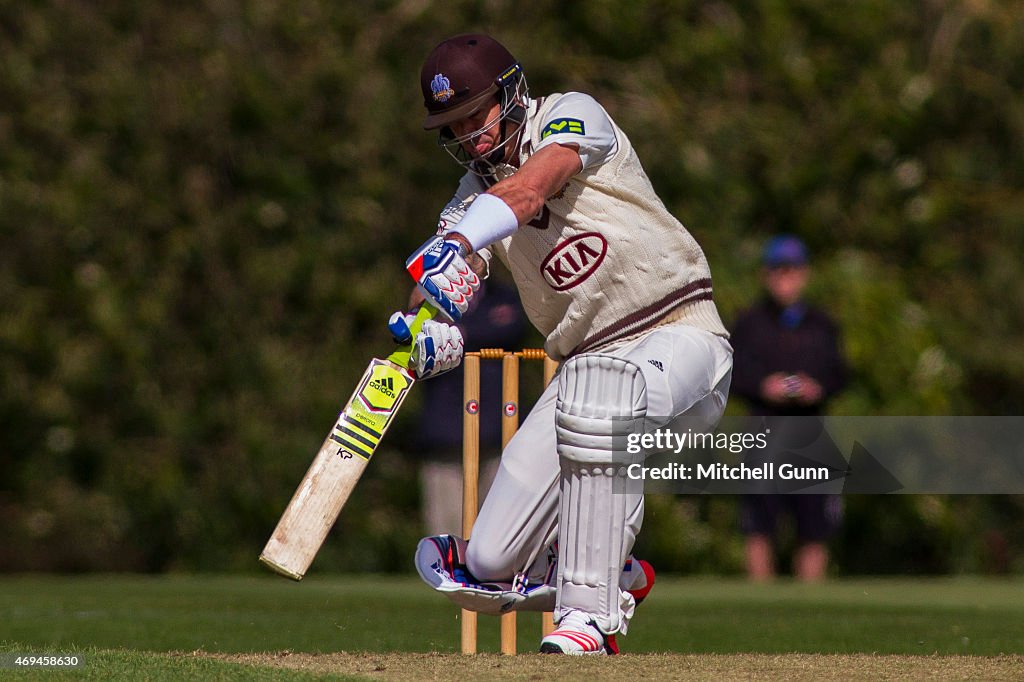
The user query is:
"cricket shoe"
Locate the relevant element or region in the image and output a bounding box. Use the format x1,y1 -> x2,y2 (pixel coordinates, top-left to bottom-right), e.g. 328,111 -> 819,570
539,609 -> 619,656
622,558 -> 656,605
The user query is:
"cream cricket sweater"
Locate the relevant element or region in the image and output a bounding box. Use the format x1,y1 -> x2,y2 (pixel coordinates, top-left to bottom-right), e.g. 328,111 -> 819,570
440,93 -> 728,360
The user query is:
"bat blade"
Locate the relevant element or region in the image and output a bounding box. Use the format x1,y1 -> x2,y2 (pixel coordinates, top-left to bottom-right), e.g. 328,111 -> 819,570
259,357 -> 416,580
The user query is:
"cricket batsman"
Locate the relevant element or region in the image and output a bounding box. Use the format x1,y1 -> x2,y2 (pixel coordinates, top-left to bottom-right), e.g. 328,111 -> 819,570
393,34 -> 733,654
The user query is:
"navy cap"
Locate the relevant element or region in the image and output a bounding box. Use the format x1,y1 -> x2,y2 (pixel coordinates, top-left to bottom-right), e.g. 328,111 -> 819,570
762,235 -> 809,268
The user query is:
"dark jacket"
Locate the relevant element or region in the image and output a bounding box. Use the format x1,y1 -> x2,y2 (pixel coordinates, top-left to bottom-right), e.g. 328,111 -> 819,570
729,296 -> 847,416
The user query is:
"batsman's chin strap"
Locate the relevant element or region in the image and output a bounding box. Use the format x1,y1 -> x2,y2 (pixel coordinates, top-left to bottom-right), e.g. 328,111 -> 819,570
386,304 -> 437,371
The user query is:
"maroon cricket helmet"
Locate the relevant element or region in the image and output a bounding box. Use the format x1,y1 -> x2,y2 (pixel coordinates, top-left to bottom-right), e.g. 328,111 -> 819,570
420,34 -> 521,130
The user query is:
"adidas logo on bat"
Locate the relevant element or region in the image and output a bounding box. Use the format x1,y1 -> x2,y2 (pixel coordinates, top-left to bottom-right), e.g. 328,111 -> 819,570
368,377 -> 396,398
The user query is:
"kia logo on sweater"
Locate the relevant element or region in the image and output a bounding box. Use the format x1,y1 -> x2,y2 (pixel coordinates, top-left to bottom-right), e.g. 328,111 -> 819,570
540,233 -> 608,291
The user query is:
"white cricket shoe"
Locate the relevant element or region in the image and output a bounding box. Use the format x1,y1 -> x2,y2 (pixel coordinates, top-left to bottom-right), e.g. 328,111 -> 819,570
539,609 -> 618,655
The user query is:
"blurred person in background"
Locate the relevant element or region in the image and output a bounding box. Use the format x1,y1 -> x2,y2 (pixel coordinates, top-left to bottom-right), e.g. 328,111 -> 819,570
414,279 -> 526,536
730,235 -> 847,581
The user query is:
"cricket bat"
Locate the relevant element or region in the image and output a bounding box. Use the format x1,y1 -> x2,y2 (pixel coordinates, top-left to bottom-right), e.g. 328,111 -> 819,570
259,305 -> 436,580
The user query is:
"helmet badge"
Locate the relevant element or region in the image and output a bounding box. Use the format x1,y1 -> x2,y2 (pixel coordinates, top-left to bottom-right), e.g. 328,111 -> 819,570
431,73 -> 456,103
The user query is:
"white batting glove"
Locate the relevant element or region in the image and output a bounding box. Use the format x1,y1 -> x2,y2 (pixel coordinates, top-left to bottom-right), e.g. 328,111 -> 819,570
388,311 -> 464,379
405,236 -> 480,321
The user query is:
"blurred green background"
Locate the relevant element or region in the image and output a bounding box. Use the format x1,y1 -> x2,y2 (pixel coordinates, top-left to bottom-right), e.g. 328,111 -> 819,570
1,1 -> 1022,576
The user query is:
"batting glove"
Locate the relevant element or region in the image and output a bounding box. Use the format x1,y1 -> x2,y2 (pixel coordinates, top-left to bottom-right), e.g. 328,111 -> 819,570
406,236 -> 480,321
388,311 -> 464,380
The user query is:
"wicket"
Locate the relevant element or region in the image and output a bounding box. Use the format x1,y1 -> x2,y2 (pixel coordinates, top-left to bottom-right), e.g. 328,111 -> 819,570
461,349 -> 558,655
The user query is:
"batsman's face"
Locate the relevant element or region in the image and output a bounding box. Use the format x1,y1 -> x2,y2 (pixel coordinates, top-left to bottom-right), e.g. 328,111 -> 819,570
450,99 -> 504,159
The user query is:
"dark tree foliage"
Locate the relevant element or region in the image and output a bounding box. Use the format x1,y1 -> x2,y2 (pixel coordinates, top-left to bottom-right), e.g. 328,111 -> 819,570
1,1 -> 1021,574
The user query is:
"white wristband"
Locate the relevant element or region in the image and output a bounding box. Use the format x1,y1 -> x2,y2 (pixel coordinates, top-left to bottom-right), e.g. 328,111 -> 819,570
457,193 -> 520,252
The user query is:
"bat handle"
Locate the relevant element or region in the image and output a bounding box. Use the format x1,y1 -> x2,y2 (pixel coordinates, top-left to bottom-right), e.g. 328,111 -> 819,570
386,304 -> 438,370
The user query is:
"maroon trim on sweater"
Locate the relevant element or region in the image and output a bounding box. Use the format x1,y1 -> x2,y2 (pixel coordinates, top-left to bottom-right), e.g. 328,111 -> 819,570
571,279 -> 714,356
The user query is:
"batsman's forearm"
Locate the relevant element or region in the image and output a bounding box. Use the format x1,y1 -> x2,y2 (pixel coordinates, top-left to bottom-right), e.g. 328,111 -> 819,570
488,142 -> 582,221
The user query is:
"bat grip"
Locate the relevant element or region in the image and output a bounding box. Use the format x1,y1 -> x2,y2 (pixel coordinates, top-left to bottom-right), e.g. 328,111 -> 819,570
386,304 -> 438,369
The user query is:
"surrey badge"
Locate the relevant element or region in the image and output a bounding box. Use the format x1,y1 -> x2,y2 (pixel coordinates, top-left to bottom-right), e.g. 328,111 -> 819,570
431,73 -> 455,103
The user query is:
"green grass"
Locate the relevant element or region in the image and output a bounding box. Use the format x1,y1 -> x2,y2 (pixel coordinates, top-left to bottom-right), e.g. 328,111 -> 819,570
1,574 -> 1023,678
0,647 -> 346,681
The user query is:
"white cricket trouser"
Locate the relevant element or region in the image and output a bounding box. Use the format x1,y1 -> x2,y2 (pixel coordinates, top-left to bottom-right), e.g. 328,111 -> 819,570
465,323 -> 733,596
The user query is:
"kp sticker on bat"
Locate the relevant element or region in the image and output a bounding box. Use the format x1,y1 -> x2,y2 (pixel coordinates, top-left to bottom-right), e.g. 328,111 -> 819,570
259,306 -> 435,581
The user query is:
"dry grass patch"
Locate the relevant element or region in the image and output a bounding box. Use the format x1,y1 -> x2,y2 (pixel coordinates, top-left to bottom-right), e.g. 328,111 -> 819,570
212,652 -> 1024,681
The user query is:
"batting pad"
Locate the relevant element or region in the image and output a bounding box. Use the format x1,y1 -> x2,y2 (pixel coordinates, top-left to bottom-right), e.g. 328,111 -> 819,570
555,354 -> 647,635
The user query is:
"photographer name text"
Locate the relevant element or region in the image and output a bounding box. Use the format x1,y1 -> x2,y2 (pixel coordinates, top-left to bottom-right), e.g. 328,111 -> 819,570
627,461 -> 831,482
